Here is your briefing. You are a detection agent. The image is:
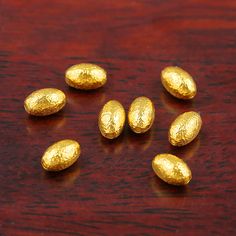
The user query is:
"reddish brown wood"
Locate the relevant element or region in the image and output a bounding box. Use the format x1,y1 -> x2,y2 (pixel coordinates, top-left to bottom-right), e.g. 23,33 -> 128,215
0,0 -> 236,235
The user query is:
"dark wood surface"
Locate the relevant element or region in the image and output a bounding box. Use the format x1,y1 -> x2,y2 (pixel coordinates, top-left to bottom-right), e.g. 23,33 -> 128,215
0,0 -> 236,235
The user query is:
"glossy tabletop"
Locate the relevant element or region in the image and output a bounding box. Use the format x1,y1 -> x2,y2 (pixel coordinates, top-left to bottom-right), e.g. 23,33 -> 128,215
0,1 -> 235,235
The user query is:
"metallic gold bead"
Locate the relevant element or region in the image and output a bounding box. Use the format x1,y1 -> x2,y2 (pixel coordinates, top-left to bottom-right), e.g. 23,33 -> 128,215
41,139 -> 81,171
65,63 -> 107,90
169,111 -> 202,146
152,153 -> 192,185
128,96 -> 155,133
24,88 -> 66,116
161,66 -> 197,99
98,100 -> 125,139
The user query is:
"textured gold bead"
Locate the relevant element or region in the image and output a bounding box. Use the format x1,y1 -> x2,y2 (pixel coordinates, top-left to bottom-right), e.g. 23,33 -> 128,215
98,100 -> 125,139
169,111 -> 202,146
128,96 -> 155,133
161,66 -> 197,99
41,139 -> 81,171
65,63 -> 107,90
152,153 -> 192,186
24,88 -> 66,116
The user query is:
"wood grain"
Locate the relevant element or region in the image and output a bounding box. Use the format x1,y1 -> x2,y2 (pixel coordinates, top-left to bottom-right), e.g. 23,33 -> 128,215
0,0 -> 236,235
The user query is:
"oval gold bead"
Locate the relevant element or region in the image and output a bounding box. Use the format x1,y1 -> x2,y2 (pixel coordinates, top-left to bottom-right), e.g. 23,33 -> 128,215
65,63 -> 107,90
161,66 -> 197,99
24,88 -> 66,116
169,111 -> 202,146
98,100 -> 125,139
41,139 -> 81,171
128,96 -> 155,133
152,153 -> 192,185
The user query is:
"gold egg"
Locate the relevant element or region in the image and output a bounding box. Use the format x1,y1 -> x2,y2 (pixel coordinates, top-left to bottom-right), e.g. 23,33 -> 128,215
161,66 -> 197,99
24,88 -> 66,116
41,139 -> 81,171
98,100 -> 125,139
152,153 -> 192,185
128,96 -> 155,133
169,111 -> 202,146
65,63 -> 107,90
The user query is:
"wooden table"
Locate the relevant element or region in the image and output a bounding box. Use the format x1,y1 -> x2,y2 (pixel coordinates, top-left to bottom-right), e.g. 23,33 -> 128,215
0,1 -> 235,235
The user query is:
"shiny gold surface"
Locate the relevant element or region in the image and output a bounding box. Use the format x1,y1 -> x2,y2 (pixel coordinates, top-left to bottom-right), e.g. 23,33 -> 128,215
98,100 -> 125,139
161,66 -> 197,99
65,63 -> 107,90
41,139 -> 81,171
128,96 -> 155,133
169,111 -> 202,146
24,88 -> 66,116
152,153 -> 192,186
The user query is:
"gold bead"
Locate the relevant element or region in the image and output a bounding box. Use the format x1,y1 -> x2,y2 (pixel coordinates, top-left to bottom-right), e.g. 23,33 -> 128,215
65,63 -> 107,90
152,153 -> 192,185
98,100 -> 125,139
161,66 -> 197,99
169,111 -> 202,146
41,139 -> 81,171
24,88 -> 66,116
128,96 -> 155,133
